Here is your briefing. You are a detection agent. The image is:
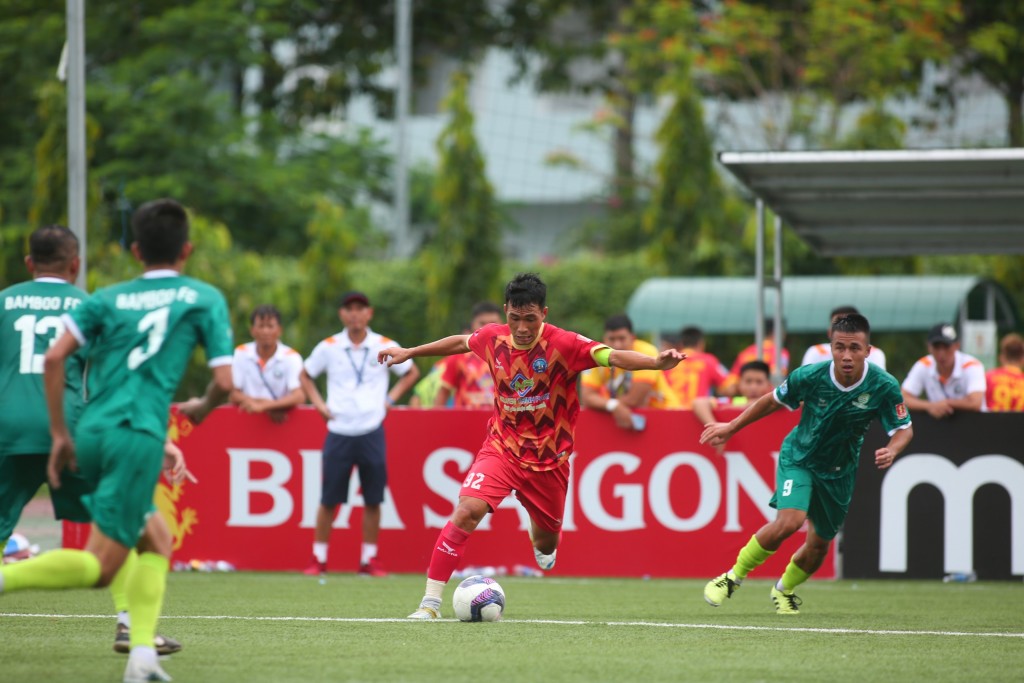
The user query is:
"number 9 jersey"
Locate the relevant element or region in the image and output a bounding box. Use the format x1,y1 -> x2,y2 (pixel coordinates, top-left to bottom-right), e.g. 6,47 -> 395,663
64,271 -> 234,442
0,277 -> 88,456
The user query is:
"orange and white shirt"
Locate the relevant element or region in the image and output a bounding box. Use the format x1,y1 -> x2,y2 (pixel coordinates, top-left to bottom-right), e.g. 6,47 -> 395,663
664,349 -> 728,409
232,341 -> 303,401
801,343 -> 887,370
902,350 -> 986,407
985,365 -> 1024,412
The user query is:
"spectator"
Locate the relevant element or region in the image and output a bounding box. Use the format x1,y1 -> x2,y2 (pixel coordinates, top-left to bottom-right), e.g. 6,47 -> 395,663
901,322 -> 986,418
693,360 -> 773,443
230,304 -> 304,423
721,319 -> 789,396
664,326 -> 730,409
435,302 -> 503,407
580,314 -> 679,431
985,333 -> 1024,412
801,305 -> 887,370
299,291 -> 420,577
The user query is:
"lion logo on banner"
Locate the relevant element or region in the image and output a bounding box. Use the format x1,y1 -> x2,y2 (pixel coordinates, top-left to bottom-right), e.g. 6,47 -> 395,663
156,412 -> 199,551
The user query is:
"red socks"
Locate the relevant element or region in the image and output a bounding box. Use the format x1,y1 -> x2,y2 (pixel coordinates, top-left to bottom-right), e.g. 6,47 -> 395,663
426,521 -> 471,582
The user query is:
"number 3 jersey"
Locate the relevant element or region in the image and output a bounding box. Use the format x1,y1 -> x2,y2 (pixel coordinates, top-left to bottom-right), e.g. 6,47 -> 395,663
64,271 -> 234,441
0,278 -> 88,455
468,322 -> 607,471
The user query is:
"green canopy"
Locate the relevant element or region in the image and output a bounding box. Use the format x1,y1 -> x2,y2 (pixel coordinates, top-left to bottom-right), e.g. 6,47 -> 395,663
626,276 -> 1018,335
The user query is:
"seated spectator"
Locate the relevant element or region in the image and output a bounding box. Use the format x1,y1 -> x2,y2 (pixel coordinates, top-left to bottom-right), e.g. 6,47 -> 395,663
435,302 -> 503,408
231,304 -> 305,423
985,333 -> 1024,412
901,322 -> 986,419
581,314 -> 679,431
693,360 -> 773,451
664,326 -> 729,409
802,305 -> 887,370
721,318 -> 789,395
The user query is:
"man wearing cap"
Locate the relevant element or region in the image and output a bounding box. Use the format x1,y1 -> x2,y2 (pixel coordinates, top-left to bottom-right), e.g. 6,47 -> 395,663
901,322 -> 987,419
299,291 -> 420,577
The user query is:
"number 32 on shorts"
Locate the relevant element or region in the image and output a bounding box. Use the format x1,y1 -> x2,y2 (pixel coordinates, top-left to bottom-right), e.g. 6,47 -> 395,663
462,471 -> 485,490
781,479 -> 794,497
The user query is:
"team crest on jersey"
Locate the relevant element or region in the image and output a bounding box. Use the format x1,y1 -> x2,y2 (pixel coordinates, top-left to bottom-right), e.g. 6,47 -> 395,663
895,402 -> 908,419
532,357 -> 548,373
510,372 -> 535,397
778,380 -> 788,396
854,393 -> 871,408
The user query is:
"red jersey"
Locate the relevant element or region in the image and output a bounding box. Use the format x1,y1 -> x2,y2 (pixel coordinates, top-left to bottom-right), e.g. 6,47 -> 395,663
664,349 -> 729,409
724,340 -> 789,389
985,366 -> 1024,412
440,352 -> 495,408
468,322 -> 606,471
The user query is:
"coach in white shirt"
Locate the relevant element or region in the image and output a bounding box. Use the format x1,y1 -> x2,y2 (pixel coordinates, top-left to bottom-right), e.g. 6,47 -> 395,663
802,305 -> 887,370
901,322 -> 987,419
299,290 -> 420,578
231,304 -> 305,423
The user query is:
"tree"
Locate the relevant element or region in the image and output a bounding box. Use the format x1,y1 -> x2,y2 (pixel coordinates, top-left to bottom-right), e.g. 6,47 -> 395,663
426,69 -> 502,338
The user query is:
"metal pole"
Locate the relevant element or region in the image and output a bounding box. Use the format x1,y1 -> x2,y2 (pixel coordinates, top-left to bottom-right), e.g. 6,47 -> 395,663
773,214 -> 784,381
393,0 -> 411,258
755,199 -> 765,356
66,0 -> 87,289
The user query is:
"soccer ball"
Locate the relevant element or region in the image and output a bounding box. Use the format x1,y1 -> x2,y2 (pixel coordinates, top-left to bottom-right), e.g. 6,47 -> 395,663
452,575 -> 506,622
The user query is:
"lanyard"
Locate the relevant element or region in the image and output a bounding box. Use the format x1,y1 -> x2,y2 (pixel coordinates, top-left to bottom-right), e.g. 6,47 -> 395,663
345,347 -> 370,386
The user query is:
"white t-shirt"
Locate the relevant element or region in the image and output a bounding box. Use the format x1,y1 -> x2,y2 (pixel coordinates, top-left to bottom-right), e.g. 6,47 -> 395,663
901,350 -> 987,406
232,341 -> 303,400
304,328 -> 414,436
801,342 -> 887,370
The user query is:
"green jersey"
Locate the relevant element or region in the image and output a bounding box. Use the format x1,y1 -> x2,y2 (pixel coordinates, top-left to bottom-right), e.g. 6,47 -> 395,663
0,278 -> 88,456
66,271 -> 233,440
773,361 -> 911,479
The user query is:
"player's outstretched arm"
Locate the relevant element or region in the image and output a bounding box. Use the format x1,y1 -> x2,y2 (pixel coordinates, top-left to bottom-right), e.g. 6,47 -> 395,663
178,365 -> 233,425
610,348 -> 686,371
875,424 -> 914,470
43,331 -> 81,488
699,392 -> 780,447
378,334 -> 470,367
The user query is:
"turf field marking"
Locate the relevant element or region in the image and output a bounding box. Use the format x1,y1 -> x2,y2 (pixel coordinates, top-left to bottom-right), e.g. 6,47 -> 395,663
3,612 -> 1023,639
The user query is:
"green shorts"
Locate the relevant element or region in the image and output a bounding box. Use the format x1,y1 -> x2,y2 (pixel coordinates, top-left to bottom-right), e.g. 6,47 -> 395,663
75,427 -> 162,548
0,453 -> 92,540
769,459 -> 855,541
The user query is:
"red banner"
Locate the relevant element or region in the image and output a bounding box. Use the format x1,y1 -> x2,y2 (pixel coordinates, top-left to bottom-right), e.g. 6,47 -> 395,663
66,405 -> 831,578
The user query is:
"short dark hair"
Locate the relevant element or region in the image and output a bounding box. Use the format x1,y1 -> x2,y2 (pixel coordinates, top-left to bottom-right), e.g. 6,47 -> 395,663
29,225 -> 78,266
470,301 -> 502,319
251,304 -> 282,325
739,360 -> 770,379
830,305 -> 859,319
504,272 -> 546,309
604,314 -> 633,333
131,198 -> 190,265
679,326 -> 704,348
1001,333 -> 1024,363
831,313 -> 870,340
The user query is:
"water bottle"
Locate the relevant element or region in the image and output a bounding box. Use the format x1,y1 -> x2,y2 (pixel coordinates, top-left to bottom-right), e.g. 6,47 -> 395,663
942,571 -> 977,583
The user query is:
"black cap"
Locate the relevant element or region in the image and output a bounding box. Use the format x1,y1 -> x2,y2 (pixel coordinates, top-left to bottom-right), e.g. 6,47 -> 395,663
338,291 -> 370,307
927,322 -> 957,345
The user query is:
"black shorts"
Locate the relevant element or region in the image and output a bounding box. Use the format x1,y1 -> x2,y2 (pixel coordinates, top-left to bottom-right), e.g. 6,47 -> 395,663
320,426 -> 387,507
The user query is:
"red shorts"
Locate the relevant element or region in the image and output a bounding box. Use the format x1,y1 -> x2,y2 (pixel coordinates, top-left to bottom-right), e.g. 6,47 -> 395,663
459,444 -> 569,534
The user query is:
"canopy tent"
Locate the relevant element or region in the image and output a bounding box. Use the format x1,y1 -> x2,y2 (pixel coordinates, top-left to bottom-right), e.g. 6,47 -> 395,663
718,149 -> 1024,257
626,276 -> 1018,336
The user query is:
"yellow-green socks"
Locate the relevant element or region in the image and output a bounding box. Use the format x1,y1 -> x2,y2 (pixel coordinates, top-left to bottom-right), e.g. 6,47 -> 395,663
778,558 -> 811,592
731,535 -> 775,580
0,548 -> 101,591
126,552 -> 169,649
109,548 -> 139,624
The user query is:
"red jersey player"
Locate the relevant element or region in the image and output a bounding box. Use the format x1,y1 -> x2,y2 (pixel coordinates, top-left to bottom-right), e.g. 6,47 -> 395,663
378,272 -> 686,619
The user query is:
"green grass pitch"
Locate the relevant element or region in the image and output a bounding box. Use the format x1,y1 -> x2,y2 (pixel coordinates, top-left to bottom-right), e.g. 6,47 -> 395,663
2,572 -> 1022,682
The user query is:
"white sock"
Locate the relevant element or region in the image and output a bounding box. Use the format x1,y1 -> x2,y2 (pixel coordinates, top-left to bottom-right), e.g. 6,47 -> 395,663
361,543 -> 377,565
313,542 -> 328,563
0,571 -> 5,594
775,578 -> 787,591
129,645 -> 157,663
423,578 -> 445,605
117,610 -> 131,628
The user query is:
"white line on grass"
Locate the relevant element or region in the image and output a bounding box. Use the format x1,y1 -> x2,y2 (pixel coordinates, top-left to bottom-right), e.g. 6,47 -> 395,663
2,613 -> 1022,639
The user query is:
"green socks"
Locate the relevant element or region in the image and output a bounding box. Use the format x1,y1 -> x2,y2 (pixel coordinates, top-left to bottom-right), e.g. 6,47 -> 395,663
779,558 -> 812,592
731,535 -> 775,580
109,548 -> 139,614
126,552 -> 169,649
0,548 -> 101,591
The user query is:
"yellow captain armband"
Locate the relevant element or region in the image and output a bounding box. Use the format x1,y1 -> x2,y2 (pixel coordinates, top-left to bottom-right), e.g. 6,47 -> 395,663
594,347 -> 613,367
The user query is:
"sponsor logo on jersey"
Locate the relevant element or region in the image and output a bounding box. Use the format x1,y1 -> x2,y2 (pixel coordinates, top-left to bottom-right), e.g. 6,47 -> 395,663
510,372 -> 535,397
895,402 -> 908,419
